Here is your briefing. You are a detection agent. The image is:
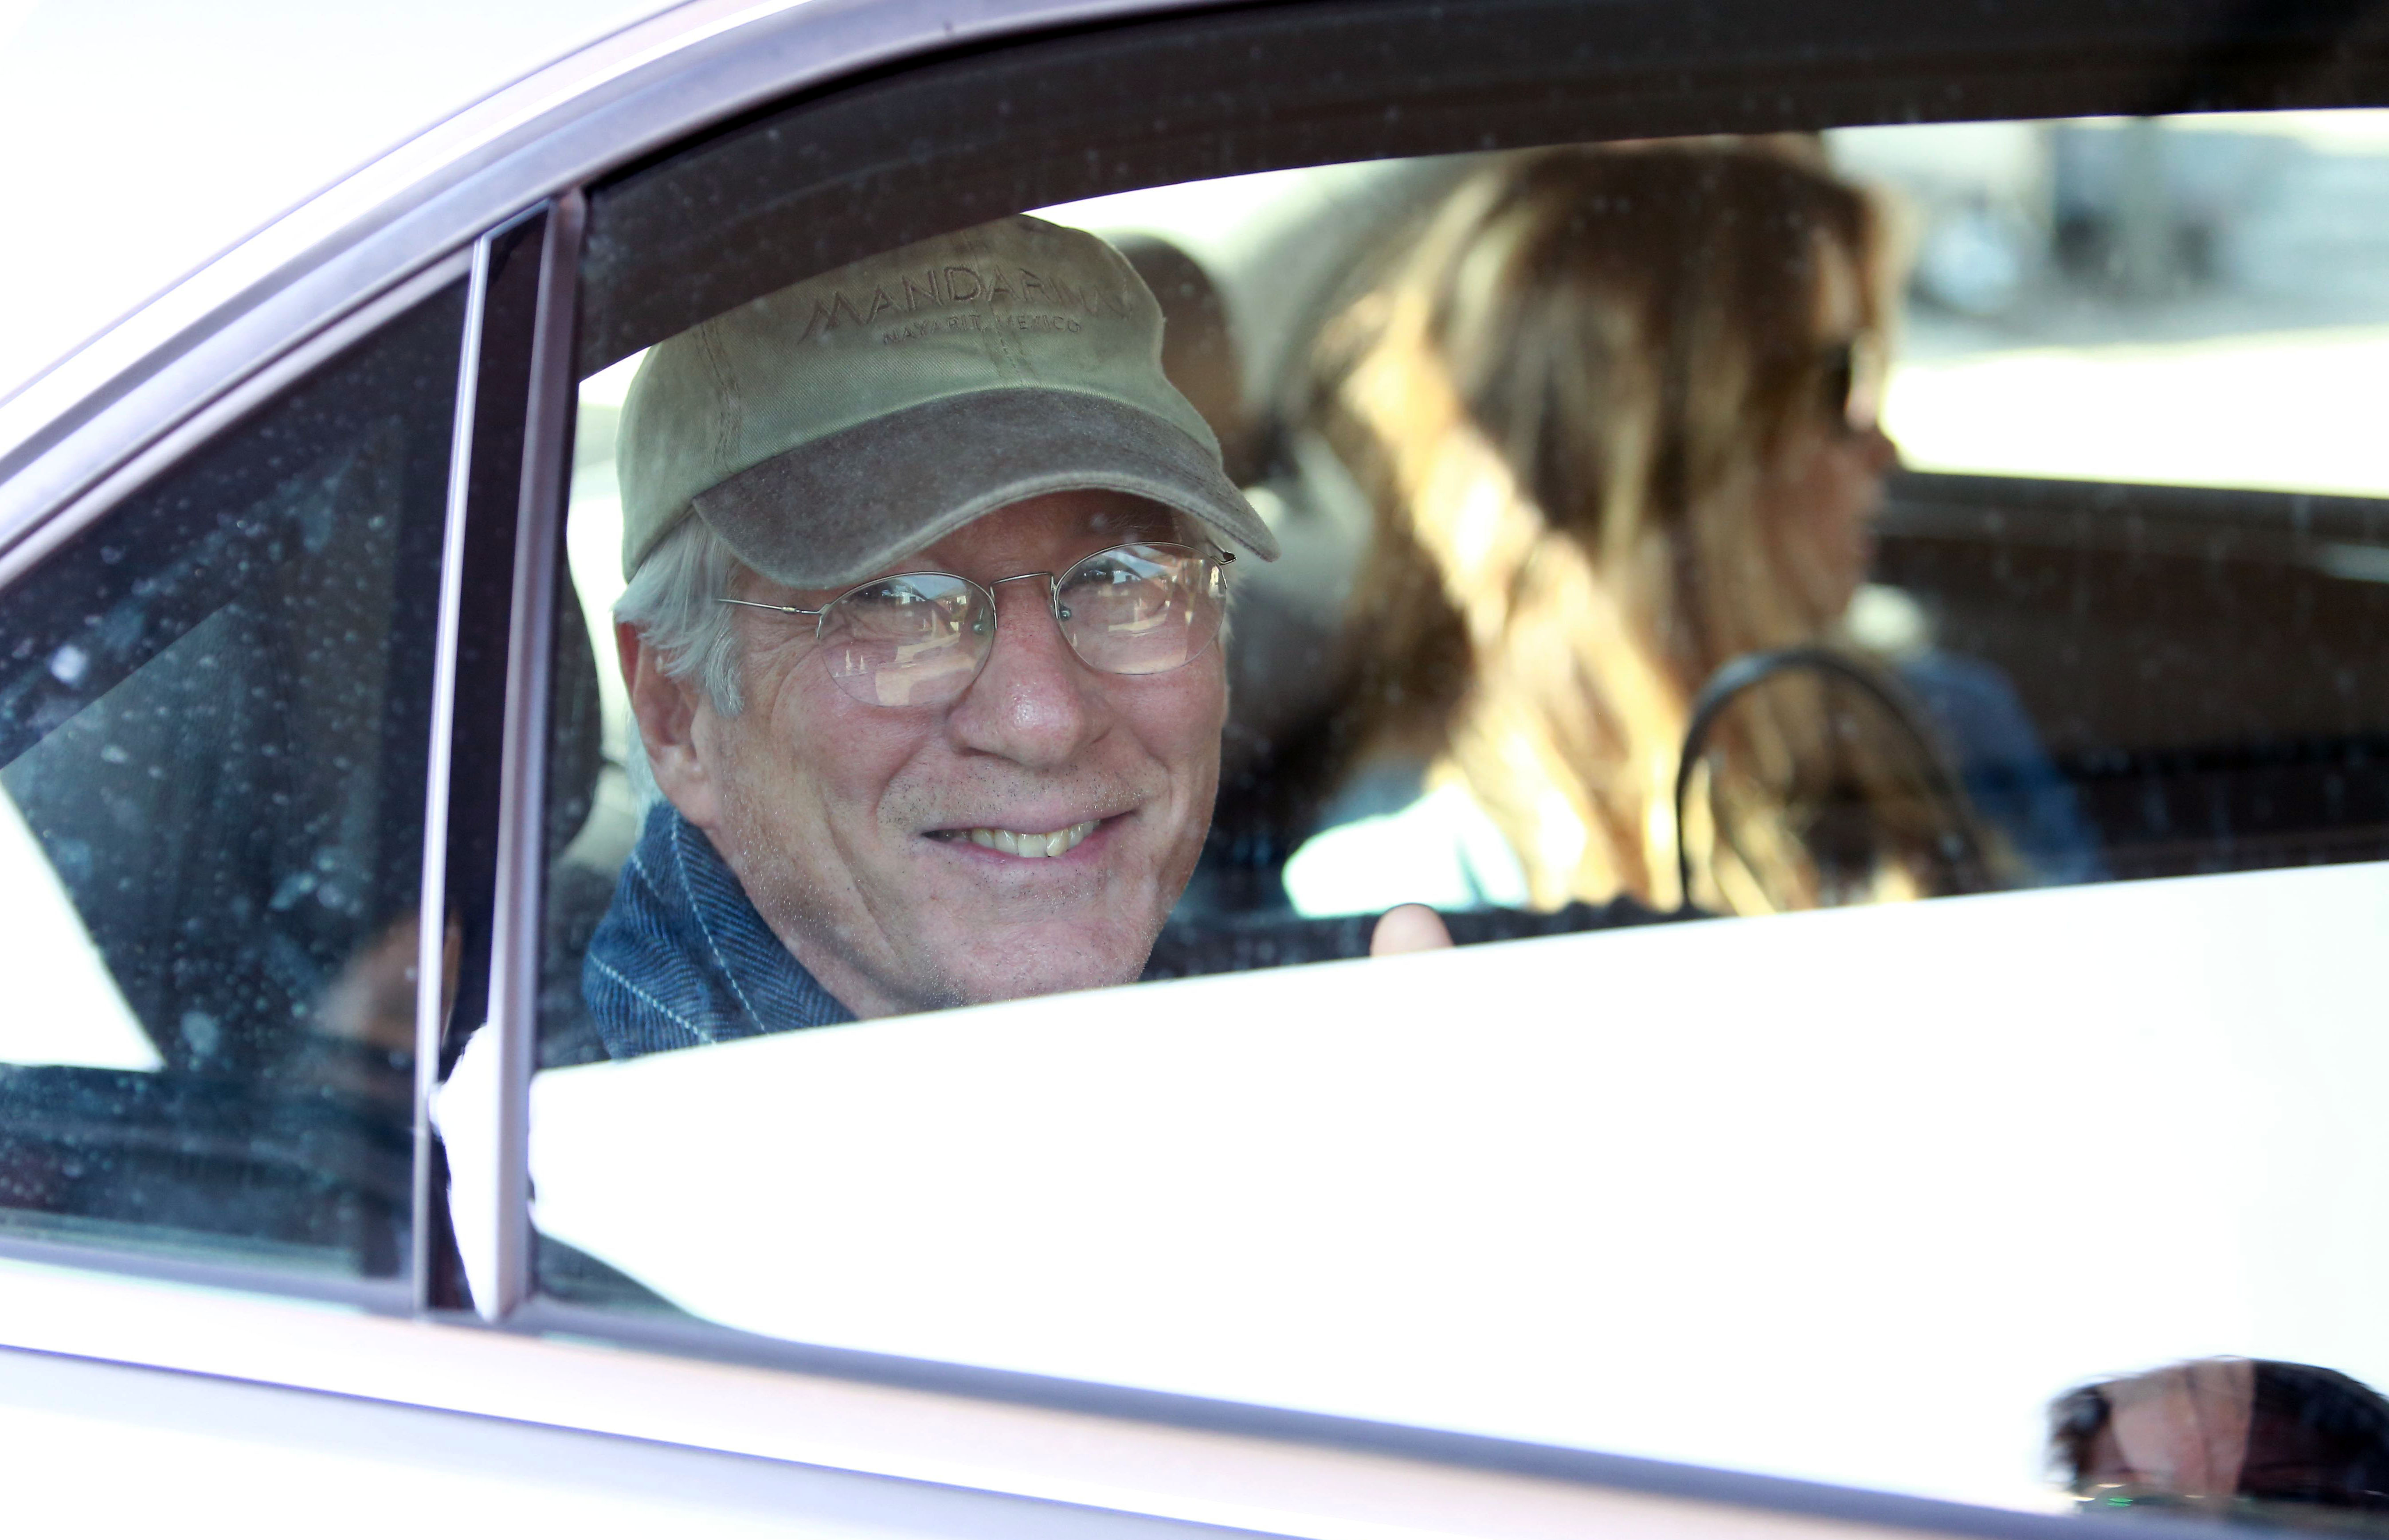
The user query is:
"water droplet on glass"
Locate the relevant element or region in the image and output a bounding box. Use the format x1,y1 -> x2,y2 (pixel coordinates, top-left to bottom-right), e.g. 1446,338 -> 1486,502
180,1010 -> 221,1059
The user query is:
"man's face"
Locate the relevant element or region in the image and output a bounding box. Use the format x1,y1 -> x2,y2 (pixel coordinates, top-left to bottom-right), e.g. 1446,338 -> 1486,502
640,491 -> 1226,1019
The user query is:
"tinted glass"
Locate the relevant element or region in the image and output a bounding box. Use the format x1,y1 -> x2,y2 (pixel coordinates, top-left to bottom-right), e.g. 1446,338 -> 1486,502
524,0 -> 2389,1521
0,284 -> 463,1286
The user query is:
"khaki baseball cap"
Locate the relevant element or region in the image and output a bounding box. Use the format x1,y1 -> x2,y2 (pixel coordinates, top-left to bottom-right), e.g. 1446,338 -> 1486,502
615,215 -> 1279,587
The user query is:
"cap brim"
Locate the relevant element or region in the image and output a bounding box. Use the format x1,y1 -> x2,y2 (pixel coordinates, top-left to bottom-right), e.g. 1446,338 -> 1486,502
687,387 -> 1280,589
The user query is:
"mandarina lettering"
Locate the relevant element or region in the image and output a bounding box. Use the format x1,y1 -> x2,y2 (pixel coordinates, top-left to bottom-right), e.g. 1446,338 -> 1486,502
881,312 -> 1084,347
807,264 -> 1125,340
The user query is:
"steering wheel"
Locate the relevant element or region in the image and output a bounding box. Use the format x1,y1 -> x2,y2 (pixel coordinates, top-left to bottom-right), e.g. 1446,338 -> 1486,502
1672,646 -> 1990,912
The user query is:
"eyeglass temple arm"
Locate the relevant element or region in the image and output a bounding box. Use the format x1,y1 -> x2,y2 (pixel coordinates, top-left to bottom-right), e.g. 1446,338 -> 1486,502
716,598 -> 828,617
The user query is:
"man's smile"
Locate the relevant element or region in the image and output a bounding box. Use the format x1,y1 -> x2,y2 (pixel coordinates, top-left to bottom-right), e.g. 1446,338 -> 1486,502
922,812 -> 1125,861
947,820 -> 1101,857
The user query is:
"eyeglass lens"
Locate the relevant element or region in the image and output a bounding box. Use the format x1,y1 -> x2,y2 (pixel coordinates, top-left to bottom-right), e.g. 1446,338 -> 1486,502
815,543 -> 1225,707
818,573 -> 990,707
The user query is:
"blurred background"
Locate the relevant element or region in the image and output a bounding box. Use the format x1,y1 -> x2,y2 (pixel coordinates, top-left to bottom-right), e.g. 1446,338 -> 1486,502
1020,113 -> 2389,499
1848,113 -> 2389,498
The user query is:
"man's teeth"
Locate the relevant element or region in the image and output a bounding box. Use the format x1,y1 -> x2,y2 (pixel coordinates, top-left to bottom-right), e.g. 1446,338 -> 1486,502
962,820 -> 1099,858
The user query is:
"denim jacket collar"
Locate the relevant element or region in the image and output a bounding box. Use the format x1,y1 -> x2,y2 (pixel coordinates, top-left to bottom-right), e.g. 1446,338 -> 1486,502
582,801 -> 855,1059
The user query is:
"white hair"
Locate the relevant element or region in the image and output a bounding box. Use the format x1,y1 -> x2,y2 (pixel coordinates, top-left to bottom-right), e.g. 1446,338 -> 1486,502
613,516 -> 748,802
615,514 -> 749,716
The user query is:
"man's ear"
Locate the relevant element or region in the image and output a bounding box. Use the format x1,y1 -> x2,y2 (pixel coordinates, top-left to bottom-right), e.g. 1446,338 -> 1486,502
619,620 -> 724,830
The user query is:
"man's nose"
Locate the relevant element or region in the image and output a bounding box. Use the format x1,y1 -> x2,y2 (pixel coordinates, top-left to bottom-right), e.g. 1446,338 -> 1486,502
945,580 -> 1107,766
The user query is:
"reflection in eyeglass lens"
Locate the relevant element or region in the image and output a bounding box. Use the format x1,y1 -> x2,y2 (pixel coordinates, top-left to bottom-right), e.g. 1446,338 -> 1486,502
822,574 -> 989,708
815,544 -> 1224,706
1059,544 -> 1218,674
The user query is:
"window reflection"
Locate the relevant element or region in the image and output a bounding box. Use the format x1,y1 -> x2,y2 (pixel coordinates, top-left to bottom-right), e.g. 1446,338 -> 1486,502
0,285 -> 462,1281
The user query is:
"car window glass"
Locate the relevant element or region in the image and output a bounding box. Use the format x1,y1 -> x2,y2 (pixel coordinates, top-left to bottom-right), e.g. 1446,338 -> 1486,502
556,113 -> 2389,965
526,0 -> 2389,1517
0,283 -> 464,1289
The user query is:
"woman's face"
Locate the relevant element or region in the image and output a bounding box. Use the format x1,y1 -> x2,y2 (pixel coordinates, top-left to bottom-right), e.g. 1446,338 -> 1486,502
1765,238 -> 1899,622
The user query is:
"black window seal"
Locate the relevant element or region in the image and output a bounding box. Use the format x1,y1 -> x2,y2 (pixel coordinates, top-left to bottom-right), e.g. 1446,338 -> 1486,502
435,192 -> 586,1323
413,205 -> 556,1316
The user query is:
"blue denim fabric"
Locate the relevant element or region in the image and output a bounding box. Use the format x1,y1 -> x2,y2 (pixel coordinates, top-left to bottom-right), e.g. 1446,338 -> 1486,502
583,802 -> 854,1059
1898,651 -> 2107,887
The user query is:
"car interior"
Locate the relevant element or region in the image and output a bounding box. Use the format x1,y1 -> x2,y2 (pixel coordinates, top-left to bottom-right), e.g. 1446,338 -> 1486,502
542,115 -> 2389,1042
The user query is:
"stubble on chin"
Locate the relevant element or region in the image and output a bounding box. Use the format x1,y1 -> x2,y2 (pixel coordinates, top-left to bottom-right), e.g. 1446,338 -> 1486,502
893,834 -> 1192,1009
699,684 -> 1221,1015
703,801 -> 1189,1019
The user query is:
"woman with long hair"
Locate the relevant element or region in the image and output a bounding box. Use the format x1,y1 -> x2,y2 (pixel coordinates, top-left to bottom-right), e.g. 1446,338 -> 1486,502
1285,140 -> 2045,917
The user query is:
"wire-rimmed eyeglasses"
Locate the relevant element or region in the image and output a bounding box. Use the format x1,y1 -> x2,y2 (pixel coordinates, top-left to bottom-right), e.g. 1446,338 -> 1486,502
717,541 -> 1231,707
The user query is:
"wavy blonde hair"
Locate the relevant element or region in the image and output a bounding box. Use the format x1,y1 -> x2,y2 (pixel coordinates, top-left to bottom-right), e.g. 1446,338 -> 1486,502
1316,141 -> 1987,913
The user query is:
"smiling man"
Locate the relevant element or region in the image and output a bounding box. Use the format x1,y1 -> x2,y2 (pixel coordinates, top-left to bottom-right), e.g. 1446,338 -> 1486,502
586,216 -> 1284,1055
